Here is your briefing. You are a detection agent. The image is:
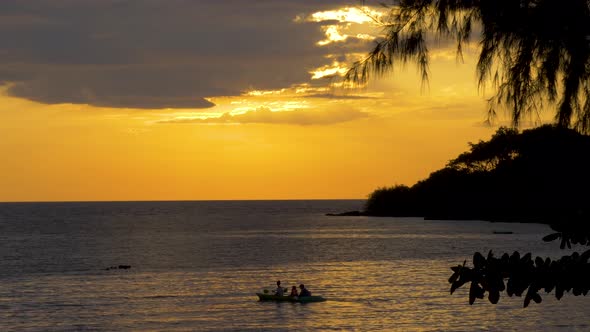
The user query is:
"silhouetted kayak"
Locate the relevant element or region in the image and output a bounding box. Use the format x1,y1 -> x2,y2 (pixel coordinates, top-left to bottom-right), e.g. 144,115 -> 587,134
256,293 -> 326,303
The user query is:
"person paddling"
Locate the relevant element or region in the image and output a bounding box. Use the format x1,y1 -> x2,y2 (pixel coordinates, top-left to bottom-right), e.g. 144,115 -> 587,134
275,280 -> 285,296
299,284 -> 311,297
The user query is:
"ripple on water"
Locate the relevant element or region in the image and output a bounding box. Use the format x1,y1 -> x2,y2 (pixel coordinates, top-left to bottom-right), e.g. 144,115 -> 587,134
0,201 -> 587,331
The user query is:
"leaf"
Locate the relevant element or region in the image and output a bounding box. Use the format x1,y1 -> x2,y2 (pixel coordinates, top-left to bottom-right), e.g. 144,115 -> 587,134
451,265 -> 462,273
522,252 -> 532,263
487,250 -> 494,260
469,281 -> 480,305
506,279 -> 515,296
473,252 -> 486,268
450,280 -> 467,294
542,233 -> 561,242
545,257 -> 552,266
501,253 -> 510,263
556,285 -> 564,300
511,251 -> 520,263
580,250 -> 590,263
524,294 -> 531,308
544,283 -> 555,293
489,289 -> 500,304
523,288 -> 538,308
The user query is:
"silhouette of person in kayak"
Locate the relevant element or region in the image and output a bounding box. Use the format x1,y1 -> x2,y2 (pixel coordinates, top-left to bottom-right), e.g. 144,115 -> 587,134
299,284 -> 311,297
289,286 -> 298,297
275,280 -> 284,296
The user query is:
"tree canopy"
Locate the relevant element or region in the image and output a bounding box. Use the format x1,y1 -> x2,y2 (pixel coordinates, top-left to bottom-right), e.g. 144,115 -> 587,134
365,125 -> 590,222
362,125 -> 590,306
348,0 -> 590,132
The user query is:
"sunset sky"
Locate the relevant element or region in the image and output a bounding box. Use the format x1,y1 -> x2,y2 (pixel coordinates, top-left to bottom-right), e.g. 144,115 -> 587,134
0,0 -> 524,201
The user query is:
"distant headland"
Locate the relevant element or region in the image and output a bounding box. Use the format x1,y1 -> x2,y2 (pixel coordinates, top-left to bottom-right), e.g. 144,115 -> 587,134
330,125 -> 590,225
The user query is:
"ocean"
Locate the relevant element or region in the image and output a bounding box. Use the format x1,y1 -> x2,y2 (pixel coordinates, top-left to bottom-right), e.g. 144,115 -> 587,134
1,200 -> 588,331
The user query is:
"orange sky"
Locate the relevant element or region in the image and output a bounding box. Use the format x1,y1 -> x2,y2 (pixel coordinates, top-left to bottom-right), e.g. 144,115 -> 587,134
0,4 -> 529,201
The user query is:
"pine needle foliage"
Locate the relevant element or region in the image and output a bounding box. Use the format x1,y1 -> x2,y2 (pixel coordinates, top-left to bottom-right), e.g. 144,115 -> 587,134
347,0 -> 590,132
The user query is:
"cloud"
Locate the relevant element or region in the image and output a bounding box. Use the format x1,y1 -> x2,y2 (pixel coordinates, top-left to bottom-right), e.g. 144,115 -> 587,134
0,2 -> 481,110
306,93 -> 376,100
310,60 -> 349,79
158,106 -> 370,126
0,0 -> 361,109
6,80 -> 215,109
303,7 -> 383,25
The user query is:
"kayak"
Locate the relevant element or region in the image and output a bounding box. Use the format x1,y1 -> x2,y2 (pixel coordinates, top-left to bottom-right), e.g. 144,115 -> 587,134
256,293 -> 326,303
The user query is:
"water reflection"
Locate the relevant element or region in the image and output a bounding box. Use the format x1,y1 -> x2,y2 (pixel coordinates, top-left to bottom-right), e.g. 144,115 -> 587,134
1,201 -> 588,330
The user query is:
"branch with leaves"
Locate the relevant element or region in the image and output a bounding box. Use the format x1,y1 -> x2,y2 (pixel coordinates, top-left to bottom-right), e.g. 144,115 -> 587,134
449,229 -> 590,307
349,0 -> 590,132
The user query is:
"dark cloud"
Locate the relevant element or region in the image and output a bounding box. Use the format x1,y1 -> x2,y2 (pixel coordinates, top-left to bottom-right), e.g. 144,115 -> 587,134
0,0 -> 365,109
158,106 -> 370,125
7,79 -> 215,109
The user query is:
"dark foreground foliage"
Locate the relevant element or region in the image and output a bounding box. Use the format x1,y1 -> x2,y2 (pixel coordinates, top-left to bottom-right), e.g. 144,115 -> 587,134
449,229 -> 590,307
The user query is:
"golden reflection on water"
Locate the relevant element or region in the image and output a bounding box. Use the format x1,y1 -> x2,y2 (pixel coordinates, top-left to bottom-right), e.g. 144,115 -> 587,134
2,201 -> 590,331
3,261 -> 590,331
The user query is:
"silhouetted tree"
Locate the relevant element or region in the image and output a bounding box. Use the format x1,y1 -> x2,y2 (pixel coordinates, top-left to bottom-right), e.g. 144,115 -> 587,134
444,127 -> 590,307
361,125 -> 590,306
447,127 -> 519,172
366,125 -> 590,223
348,0 -> 590,132
365,185 -> 418,216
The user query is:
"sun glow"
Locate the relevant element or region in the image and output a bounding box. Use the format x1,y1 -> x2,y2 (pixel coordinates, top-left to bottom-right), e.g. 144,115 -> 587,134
297,6 -> 382,46
310,61 -> 349,79
317,25 -> 349,45
307,7 -> 383,24
245,89 -> 286,96
0,3 -> 509,202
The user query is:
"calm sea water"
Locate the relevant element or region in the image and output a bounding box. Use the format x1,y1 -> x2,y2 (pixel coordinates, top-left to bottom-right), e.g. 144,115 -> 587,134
1,200 -> 588,331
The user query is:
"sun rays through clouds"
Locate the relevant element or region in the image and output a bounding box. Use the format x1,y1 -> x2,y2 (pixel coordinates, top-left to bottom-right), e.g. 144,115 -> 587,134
0,1 -> 507,200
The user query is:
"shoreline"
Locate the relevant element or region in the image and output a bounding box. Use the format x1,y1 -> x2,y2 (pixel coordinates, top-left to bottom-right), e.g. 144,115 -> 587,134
326,210 -> 554,225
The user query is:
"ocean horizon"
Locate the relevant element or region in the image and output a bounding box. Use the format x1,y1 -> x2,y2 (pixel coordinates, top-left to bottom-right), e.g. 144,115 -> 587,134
0,198 -> 366,204
2,200 -> 588,331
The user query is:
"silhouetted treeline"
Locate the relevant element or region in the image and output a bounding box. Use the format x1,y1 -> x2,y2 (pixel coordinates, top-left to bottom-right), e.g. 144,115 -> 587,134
365,125 -> 590,224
